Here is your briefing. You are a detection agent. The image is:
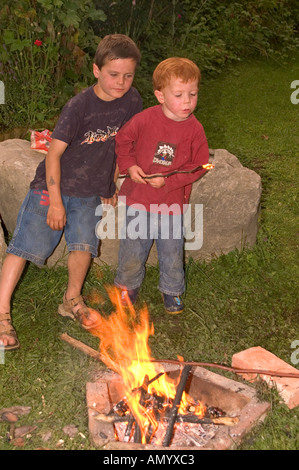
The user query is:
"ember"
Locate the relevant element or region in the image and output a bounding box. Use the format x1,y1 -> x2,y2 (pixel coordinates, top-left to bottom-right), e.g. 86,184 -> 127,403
88,288 -> 236,447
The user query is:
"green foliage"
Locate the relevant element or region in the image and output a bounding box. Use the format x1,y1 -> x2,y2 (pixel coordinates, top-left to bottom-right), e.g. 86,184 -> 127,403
93,0 -> 299,109
0,0 -> 106,131
96,0 -> 298,70
0,0 -> 298,131
171,0 -> 298,74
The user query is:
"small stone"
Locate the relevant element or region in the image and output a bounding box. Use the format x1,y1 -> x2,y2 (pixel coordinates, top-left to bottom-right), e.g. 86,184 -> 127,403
14,425 -> 37,438
41,431 -> 52,442
63,424 -> 78,438
1,412 -> 18,423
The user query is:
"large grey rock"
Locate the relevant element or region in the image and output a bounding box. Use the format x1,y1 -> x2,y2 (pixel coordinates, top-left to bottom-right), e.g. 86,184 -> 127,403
0,139 -> 68,267
0,139 -> 262,268
186,149 -> 262,261
0,139 -> 43,234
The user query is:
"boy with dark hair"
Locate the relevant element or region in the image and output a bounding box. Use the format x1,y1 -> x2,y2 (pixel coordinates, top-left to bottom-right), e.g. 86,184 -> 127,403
115,57 -> 209,314
0,34 -> 142,350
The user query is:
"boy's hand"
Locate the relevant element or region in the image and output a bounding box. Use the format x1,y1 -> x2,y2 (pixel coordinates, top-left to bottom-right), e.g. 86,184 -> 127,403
146,176 -> 165,188
47,203 -> 66,231
128,165 -> 147,184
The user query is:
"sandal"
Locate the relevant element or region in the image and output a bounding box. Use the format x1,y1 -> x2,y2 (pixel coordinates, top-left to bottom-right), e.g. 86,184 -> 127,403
58,294 -> 101,331
0,313 -> 20,351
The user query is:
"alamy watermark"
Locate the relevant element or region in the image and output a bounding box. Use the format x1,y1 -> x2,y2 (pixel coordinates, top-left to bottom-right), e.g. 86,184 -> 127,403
0,80 -> 5,104
0,341 -> 4,365
95,199 -> 203,250
291,340 -> 299,366
290,80 -> 299,104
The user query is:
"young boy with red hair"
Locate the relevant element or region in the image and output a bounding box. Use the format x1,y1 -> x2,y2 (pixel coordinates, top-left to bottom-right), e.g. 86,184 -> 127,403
115,57 -> 209,314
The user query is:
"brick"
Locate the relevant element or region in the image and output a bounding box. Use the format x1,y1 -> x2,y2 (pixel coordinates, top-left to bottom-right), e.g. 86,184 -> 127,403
232,346 -> 299,409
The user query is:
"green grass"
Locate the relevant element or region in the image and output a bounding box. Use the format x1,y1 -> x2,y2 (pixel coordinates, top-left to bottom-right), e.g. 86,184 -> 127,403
0,54 -> 298,450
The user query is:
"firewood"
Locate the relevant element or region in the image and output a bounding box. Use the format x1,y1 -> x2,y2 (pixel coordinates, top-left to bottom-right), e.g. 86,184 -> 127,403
61,333 -> 102,361
162,365 -> 193,447
94,412 -> 239,427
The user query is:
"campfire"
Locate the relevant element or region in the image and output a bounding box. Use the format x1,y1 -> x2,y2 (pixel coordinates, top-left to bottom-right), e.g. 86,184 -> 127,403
61,286 -> 272,449
87,288 -> 239,447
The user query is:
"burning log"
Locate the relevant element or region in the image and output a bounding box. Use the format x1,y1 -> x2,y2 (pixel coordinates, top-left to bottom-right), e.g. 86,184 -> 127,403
107,371 -> 165,417
175,415 -> 239,426
94,412 -> 238,427
132,372 -> 164,393
123,414 -> 135,443
109,398 -> 129,417
162,365 -> 192,447
133,421 -> 142,443
106,371 -> 166,444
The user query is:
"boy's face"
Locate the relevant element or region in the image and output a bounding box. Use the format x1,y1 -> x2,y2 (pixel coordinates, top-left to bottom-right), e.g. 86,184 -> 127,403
154,77 -> 198,121
93,58 -> 136,101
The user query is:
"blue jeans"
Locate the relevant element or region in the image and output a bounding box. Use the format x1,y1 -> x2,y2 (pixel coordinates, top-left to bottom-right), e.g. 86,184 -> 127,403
115,207 -> 185,296
7,189 -> 102,265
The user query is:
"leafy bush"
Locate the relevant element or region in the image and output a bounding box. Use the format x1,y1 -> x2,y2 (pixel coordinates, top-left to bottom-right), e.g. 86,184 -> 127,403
173,0 -> 299,68
0,0 -> 106,131
92,0 -> 298,108
0,0 -> 298,131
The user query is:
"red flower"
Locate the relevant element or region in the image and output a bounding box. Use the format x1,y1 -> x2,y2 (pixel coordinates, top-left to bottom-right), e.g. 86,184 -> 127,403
34,39 -> 42,46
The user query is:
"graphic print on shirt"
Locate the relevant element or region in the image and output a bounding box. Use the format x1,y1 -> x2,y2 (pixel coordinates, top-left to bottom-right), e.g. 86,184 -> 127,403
81,126 -> 119,144
153,141 -> 176,167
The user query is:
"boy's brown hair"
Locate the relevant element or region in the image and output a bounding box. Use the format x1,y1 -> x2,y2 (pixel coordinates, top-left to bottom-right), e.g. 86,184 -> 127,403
94,34 -> 141,69
153,57 -> 201,91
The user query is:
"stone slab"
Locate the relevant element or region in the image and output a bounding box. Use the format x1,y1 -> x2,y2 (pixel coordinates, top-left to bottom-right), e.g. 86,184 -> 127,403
232,346 -> 299,409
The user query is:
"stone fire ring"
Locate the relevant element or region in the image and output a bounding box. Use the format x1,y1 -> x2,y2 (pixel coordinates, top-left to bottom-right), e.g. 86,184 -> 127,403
86,363 -> 270,450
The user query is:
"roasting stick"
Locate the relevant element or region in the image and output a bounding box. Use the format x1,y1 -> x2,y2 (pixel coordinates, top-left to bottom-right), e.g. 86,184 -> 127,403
118,163 -> 214,180
60,333 -> 299,379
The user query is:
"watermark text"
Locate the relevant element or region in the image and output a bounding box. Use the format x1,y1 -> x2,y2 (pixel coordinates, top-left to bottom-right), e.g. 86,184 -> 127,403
95,199 -> 204,250
0,342 -> 5,365
290,80 -> 299,104
0,81 -> 5,104
290,340 -> 299,365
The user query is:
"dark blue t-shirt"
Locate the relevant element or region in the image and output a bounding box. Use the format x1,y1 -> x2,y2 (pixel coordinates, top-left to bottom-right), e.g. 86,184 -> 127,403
30,85 -> 142,198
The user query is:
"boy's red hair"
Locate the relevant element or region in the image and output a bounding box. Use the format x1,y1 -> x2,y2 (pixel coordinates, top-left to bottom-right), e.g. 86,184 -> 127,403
153,57 -> 201,91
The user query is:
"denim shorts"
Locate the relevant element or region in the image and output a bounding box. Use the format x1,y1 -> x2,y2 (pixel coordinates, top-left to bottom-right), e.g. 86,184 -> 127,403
7,189 -> 102,265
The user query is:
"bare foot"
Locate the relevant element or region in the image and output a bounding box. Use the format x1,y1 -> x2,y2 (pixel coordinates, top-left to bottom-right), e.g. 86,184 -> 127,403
72,302 -> 102,330
58,294 -> 102,331
0,314 -> 19,350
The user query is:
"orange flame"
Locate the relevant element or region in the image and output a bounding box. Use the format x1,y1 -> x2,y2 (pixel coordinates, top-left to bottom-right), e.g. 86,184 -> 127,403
90,287 -> 206,443
202,163 -> 214,170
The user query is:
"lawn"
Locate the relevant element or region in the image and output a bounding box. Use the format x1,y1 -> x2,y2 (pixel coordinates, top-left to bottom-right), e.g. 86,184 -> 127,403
0,54 -> 298,451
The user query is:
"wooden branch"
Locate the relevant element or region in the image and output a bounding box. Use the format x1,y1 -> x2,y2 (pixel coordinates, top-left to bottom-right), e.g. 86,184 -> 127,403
61,333 -> 103,362
94,412 -> 239,427
60,333 -> 299,379
162,365 -> 192,447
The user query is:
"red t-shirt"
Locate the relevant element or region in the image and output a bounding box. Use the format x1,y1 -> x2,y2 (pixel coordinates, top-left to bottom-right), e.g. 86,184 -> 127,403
116,105 -> 209,212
